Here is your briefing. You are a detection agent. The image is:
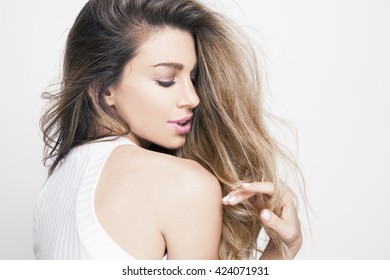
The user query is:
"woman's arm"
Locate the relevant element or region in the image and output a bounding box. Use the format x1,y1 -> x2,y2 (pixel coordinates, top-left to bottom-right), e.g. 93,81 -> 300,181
158,160 -> 223,260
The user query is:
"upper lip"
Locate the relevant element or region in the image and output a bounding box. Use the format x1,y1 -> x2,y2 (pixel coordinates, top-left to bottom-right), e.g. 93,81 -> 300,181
167,114 -> 193,124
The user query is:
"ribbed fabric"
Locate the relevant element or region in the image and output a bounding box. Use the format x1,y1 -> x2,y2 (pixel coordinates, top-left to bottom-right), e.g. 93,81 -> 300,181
33,136 -> 165,260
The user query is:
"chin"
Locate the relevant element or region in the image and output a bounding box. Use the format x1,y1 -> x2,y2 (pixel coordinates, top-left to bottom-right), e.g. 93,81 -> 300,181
166,135 -> 188,148
165,138 -> 186,150
149,137 -> 186,153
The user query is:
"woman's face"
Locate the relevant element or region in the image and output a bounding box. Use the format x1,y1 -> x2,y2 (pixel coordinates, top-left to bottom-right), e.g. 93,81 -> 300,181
107,27 -> 199,149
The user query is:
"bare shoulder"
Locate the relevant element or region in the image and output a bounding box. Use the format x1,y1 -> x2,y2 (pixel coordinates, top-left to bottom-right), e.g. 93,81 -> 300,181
140,151 -> 223,260
95,144 -> 222,259
103,144 -> 221,199
159,157 -> 223,259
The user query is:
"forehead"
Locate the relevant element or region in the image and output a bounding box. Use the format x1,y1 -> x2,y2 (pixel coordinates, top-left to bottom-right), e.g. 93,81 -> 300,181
133,27 -> 197,69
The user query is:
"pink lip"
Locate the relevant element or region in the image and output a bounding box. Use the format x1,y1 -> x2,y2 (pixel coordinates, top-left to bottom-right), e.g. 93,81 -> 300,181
167,114 -> 193,135
167,114 -> 193,124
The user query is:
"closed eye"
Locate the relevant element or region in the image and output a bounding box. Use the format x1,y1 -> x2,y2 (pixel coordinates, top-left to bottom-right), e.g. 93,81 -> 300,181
156,80 -> 176,88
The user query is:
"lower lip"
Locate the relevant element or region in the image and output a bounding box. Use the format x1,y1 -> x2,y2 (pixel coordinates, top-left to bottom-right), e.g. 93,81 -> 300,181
170,121 -> 191,135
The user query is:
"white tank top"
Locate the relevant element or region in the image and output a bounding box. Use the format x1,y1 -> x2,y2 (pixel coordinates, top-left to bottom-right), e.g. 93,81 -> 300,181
33,136 -> 167,259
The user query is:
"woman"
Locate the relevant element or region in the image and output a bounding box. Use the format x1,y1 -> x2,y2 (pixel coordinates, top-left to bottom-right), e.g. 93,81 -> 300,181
35,0 -> 303,260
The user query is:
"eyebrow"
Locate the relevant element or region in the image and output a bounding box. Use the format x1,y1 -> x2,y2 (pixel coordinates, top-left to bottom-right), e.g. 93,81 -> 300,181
151,62 -> 198,71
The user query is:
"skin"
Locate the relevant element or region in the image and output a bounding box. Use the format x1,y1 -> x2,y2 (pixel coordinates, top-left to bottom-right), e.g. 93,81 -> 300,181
105,27 -> 199,149
95,27 -> 302,259
222,182 -> 303,259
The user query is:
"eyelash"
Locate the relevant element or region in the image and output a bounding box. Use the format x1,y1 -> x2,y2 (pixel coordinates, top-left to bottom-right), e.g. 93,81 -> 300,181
156,77 -> 197,88
156,80 -> 176,88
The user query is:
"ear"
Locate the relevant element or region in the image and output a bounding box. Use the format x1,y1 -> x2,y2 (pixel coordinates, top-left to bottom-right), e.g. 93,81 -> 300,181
87,85 -> 116,106
103,90 -> 115,106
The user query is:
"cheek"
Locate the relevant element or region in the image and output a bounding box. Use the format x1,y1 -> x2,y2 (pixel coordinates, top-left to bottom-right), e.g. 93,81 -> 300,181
115,83 -> 173,129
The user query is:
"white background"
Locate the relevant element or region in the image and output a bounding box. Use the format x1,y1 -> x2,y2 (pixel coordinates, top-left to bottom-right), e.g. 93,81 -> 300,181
0,0 -> 389,259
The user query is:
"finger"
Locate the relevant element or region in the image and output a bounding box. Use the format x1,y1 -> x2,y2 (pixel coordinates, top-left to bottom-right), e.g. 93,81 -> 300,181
260,209 -> 288,237
222,182 -> 275,205
222,188 -> 256,205
261,209 -> 299,244
280,193 -> 298,221
280,188 -> 295,207
242,182 -> 275,197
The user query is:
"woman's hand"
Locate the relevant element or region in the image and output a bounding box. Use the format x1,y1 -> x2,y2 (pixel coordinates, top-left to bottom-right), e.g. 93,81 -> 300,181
222,182 -> 302,259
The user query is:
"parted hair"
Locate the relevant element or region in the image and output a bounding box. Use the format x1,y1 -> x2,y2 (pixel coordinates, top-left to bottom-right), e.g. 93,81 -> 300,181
41,0 -> 303,259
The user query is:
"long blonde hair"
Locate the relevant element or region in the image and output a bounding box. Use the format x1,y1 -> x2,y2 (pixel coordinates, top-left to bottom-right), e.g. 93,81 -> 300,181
177,15 -> 305,258
41,0 -> 304,259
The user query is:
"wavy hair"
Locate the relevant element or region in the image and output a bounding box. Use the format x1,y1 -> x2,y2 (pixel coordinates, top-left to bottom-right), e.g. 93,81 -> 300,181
41,0 -> 304,259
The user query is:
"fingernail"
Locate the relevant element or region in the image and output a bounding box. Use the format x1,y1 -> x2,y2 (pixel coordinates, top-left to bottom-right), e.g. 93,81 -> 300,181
242,183 -> 251,188
222,195 -> 230,202
261,210 -> 271,221
228,196 -> 236,203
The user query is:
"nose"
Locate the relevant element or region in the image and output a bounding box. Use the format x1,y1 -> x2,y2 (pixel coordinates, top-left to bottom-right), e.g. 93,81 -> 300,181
176,78 -> 200,109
